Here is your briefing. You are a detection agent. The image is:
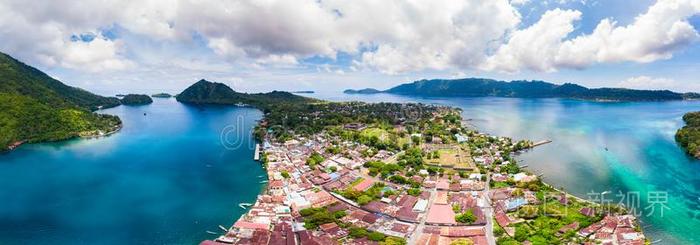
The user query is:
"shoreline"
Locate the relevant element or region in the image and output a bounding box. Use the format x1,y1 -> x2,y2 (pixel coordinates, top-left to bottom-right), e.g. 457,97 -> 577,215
2,123 -> 123,153
209,114 -> 647,244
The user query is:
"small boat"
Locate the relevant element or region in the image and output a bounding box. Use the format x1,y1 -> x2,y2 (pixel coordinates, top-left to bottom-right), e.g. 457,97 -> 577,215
260,180 -> 268,183
218,225 -> 228,232
206,231 -> 218,235
239,203 -> 253,209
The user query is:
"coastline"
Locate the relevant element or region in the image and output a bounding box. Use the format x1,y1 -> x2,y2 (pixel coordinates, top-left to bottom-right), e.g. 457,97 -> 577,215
207,107 -> 648,244
3,122 -> 123,153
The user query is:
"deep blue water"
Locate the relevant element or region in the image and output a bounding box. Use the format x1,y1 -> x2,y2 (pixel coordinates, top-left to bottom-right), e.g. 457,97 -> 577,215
312,92 -> 700,244
2,93 -> 700,244
0,98 -> 265,244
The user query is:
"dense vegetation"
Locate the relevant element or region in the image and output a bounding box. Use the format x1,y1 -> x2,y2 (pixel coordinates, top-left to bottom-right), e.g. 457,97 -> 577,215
176,79 -> 314,110
343,88 -> 382,94
0,52 -> 121,150
350,78 -> 700,102
120,94 -> 153,105
675,111 -> 700,158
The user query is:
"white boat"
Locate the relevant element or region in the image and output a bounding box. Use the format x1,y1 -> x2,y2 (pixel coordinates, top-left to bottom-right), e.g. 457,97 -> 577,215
239,203 -> 253,209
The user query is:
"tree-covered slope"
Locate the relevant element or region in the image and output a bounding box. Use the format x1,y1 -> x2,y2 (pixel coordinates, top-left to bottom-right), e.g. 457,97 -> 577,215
176,79 -> 315,111
676,111 -> 700,159
367,78 -> 693,101
120,94 -> 153,105
0,52 -> 121,150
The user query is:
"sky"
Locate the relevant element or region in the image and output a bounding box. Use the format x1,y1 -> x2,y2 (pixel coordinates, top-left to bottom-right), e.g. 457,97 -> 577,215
0,0 -> 699,95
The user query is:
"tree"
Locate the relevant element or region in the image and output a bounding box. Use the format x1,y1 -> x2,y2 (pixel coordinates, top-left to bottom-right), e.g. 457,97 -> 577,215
357,195 -> 373,205
450,238 -> 474,245
455,210 -> 477,224
367,231 -> 386,241
280,170 -> 290,179
349,227 -> 368,238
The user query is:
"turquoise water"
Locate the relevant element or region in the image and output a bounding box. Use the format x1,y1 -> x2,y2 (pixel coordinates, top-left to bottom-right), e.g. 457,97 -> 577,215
0,98 -> 265,244
2,93 -> 699,244
313,92 -> 700,244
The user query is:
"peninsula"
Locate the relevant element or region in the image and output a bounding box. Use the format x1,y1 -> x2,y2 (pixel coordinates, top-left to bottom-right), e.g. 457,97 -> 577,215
187,81 -> 647,245
346,78 -> 700,102
0,52 -> 122,151
675,111 -> 700,159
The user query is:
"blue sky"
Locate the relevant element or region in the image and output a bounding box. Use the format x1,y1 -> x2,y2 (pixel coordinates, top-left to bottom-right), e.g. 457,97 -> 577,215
0,0 -> 699,95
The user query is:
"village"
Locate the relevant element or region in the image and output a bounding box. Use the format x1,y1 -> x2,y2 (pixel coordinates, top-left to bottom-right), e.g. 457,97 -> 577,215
201,103 -> 647,245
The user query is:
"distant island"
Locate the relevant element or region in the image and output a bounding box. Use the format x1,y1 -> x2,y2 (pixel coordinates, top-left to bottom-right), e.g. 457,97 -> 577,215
176,79 -> 314,111
151,93 -> 172,98
676,111 -> 700,159
292,90 -> 315,94
0,52 -> 122,151
116,94 -> 126,97
120,94 -> 153,105
343,88 -> 382,94
345,78 -> 700,102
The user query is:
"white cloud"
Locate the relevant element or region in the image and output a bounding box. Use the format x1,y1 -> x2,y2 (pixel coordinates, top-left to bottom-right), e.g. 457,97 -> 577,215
618,76 -> 676,90
485,0 -> 700,72
483,9 -> 582,72
0,0 -> 697,76
511,0 -> 531,5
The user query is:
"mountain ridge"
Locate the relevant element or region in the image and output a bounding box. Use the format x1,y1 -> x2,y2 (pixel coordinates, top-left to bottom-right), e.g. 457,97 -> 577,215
0,52 -> 122,150
346,78 -> 699,102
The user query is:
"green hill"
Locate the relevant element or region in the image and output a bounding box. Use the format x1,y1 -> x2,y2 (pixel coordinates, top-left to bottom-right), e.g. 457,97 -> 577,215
176,79 -> 315,111
0,52 -> 122,151
347,78 -> 698,102
676,111 -> 700,159
120,94 -> 153,105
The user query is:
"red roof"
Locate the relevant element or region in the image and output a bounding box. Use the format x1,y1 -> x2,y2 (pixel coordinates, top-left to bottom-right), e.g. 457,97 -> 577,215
353,178 -> 375,192
234,220 -> 269,230
425,204 -> 455,224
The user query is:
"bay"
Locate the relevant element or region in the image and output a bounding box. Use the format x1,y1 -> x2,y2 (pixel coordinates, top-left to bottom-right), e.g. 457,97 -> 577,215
0,98 -> 265,244
312,92 -> 700,244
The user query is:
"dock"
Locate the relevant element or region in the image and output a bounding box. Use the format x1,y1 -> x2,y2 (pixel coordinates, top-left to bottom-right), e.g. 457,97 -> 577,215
253,144 -> 260,161
532,139 -> 552,147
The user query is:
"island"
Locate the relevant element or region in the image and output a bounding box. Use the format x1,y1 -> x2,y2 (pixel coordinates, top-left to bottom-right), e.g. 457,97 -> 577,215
675,111 -> 700,159
292,91 -> 315,94
120,94 -> 153,105
151,93 -> 173,98
343,88 -> 382,94
181,80 -> 648,245
345,78 -> 700,102
0,52 -> 122,152
176,79 -> 314,110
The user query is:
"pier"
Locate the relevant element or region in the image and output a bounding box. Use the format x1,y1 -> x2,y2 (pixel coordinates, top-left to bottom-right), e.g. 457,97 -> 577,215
532,139 -> 552,147
253,144 -> 260,161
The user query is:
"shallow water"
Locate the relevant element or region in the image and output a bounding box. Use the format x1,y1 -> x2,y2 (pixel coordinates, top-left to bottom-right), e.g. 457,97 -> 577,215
0,98 -> 265,244
313,92 -> 700,244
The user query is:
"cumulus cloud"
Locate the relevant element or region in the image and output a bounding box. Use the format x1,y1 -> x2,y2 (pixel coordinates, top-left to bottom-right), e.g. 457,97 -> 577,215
618,76 -> 676,90
485,0 -> 700,72
0,0 -> 697,75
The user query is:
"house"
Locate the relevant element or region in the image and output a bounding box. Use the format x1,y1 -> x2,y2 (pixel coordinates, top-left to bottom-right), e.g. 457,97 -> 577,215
413,199 -> 429,213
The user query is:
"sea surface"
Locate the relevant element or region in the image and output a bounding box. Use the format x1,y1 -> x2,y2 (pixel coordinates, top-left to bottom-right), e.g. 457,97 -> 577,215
311,92 -> 700,244
2,93 -> 700,244
0,98 -> 266,244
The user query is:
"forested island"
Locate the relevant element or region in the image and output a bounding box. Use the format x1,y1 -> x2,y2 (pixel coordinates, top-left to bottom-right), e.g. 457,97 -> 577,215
343,88 -> 382,94
675,111 -> 700,159
176,79 -> 315,111
120,94 -> 153,105
0,52 -> 122,151
346,78 -> 700,102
